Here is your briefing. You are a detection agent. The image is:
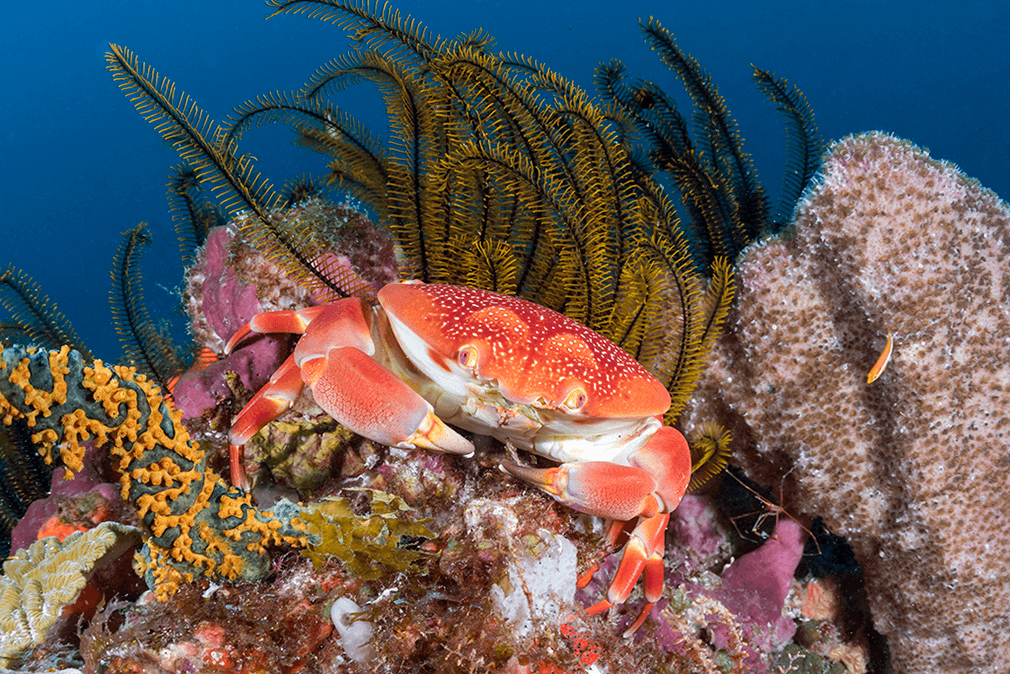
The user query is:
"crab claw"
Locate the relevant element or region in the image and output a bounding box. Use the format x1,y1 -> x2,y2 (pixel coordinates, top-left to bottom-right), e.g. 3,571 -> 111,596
500,426 -> 690,520
228,346 -> 473,490
226,300 -> 474,490
300,346 -> 474,455
224,306 -> 330,355
503,457 -> 671,636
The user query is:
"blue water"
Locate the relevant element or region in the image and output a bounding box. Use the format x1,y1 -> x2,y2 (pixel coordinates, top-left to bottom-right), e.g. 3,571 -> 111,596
3,1 -> 1008,362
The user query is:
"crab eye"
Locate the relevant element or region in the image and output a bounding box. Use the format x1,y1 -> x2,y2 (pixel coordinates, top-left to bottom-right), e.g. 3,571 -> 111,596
562,387 -> 588,411
457,346 -> 479,369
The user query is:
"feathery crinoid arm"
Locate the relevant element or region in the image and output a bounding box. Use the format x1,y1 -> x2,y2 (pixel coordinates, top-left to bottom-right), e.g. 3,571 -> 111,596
0,421 -> 52,559
105,44 -> 371,303
752,66 -> 824,225
167,163 -> 224,265
0,345 -> 308,599
109,223 -> 186,393
0,266 -> 93,361
640,17 -> 769,252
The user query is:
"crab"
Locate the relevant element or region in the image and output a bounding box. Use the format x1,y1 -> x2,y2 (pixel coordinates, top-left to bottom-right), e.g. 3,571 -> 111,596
224,281 -> 692,634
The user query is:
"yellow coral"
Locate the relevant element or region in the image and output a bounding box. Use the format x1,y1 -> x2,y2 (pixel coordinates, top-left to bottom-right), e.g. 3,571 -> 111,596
5,348 -> 69,425
0,521 -> 142,667
132,542 -> 193,601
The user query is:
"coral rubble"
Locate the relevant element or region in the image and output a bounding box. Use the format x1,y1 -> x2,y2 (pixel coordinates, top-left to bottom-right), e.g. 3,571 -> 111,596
80,565 -> 339,673
684,131 -> 1010,673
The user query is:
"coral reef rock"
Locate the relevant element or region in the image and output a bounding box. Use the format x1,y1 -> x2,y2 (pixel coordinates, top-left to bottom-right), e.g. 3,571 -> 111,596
683,131 -> 1010,674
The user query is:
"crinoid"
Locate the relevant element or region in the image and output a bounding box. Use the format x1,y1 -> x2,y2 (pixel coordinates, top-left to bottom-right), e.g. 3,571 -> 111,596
119,2 -> 816,430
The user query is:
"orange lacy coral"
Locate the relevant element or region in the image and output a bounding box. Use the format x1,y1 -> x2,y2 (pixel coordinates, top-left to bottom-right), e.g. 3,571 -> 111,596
0,345 -> 308,600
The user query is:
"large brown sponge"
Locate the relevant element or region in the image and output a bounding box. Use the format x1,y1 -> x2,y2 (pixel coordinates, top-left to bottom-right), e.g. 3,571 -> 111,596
684,131 -> 1010,673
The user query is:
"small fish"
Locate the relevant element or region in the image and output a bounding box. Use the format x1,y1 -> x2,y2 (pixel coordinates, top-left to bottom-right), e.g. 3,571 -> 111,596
866,331 -> 894,383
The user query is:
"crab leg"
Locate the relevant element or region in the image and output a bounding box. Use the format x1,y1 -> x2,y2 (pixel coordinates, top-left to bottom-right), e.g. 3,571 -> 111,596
225,301 -> 385,447
229,354 -> 304,446
502,425 -> 690,634
586,512 -> 669,636
228,353 -> 304,490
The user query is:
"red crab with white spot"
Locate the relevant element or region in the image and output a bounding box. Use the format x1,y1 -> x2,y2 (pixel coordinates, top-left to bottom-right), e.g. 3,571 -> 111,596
225,281 -> 692,634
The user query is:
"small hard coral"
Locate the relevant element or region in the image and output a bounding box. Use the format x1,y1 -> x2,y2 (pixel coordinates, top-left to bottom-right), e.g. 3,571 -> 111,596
684,131 -> 1010,673
0,521 -> 141,667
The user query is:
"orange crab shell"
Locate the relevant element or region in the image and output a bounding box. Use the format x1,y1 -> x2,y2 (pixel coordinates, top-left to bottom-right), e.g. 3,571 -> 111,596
377,283 -> 671,419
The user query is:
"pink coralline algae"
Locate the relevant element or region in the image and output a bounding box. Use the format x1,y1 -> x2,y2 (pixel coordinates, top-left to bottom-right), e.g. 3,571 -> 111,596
565,493 -> 813,672
9,445 -> 134,553
684,131 -> 1010,673
653,503 -> 806,673
716,518 -> 804,654
173,224 -> 299,418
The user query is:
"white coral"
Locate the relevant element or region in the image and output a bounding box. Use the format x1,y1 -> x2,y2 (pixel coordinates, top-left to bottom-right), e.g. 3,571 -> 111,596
330,596 -> 374,663
489,529 -> 578,638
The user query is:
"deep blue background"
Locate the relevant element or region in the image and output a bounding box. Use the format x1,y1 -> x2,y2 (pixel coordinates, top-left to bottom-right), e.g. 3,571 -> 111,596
3,1 -> 1008,362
